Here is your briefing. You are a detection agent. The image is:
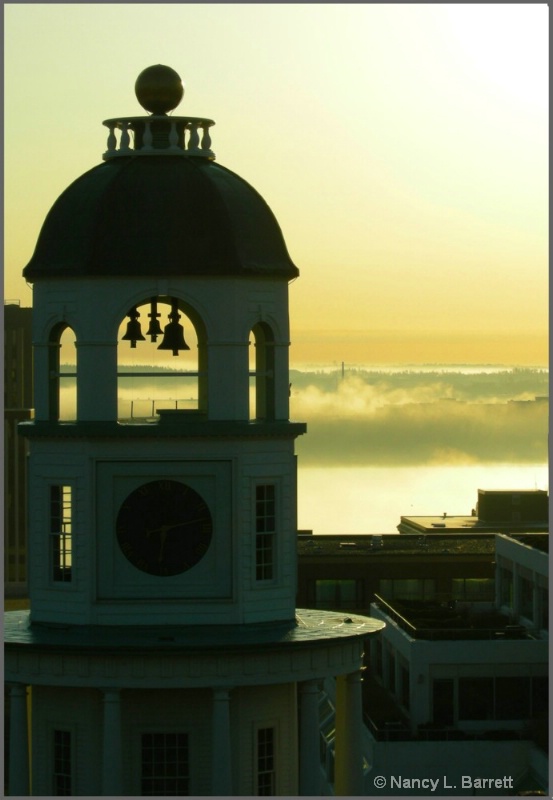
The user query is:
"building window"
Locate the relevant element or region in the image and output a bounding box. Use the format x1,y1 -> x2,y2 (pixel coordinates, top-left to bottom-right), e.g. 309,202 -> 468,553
500,567 -> 513,607
256,727 -> 276,796
315,579 -> 357,610
53,729 -> 72,796
50,485 -> 72,582
538,586 -> 548,630
452,578 -> 494,601
255,485 -> 275,581
495,677 -> 530,720
531,676 -> 548,717
519,576 -> 533,619
436,675 -> 544,726
374,639 -> 383,679
432,679 -> 454,727
249,322 -> 275,421
141,732 -> 189,796
387,649 -> 396,693
399,663 -> 410,710
458,677 -> 494,720
378,578 -> 435,601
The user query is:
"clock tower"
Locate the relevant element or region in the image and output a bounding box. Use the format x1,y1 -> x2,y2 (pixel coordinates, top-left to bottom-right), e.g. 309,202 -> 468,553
5,66 -> 384,796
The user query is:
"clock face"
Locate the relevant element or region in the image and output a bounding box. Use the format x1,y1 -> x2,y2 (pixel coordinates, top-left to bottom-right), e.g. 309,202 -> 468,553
116,480 -> 213,577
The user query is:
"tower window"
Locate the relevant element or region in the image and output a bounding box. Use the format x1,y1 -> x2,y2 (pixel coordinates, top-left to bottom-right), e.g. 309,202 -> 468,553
255,485 -> 275,581
141,732 -> 189,796
255,727 -> 276,796
50,485 -> 72,583
249,322 -> 276,421
53,729 -> 72,796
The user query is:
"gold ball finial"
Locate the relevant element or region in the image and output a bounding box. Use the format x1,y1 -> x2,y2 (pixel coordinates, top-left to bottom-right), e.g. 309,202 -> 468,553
135,65 -> 184,115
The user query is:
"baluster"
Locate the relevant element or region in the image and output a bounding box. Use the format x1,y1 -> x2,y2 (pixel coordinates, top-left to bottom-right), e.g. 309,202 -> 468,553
143,120 -> 153,151
105,125 -> 116,154
201,125 -> 212,153
120,122 -> 131,153
188,123 -> 200,153
169,120 -> 179,151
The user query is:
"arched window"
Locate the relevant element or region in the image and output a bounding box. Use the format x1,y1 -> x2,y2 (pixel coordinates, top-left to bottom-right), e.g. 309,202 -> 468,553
48,324 -> 76,421
117,297 -> 203,421
250,322 -> 275,421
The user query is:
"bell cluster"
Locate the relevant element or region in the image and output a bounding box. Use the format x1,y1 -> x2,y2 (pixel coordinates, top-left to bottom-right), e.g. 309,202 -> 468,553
122,297 -> 190,356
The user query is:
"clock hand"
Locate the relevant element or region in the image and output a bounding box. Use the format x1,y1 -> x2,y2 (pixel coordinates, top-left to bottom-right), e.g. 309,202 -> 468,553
145,520 -> 207,564
146,522 -> 180,539
145,524 -> 173,563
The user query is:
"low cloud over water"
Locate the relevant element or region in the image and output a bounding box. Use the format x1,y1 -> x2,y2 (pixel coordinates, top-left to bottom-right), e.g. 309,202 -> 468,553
60,365 -> 548,466
290,368 -> 548,465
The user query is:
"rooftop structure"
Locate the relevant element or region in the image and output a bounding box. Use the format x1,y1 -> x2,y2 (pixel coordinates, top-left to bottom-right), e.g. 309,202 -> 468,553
398,489 -> 548,535
362,532 -> 548,794
4,303 -> 33,593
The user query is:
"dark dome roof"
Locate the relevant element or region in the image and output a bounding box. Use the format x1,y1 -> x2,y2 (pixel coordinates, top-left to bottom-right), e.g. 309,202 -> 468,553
23,157 -> 299,280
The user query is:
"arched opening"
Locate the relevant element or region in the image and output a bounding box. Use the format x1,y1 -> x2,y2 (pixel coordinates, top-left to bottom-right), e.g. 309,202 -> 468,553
48,324 -> 76,421
249,322 -> 276,421
117,297 -> 204,422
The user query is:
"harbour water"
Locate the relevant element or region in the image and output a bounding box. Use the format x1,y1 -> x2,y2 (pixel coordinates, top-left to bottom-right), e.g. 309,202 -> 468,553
57,362 -> 548,536
297,463 -> 548,534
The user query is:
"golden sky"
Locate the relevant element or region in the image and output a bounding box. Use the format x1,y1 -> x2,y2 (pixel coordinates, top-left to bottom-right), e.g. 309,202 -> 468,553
4,3 -> 548,365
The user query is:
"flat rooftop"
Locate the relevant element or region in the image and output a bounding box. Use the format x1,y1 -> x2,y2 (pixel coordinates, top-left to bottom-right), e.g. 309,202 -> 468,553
297,532 -> 496,557
297,532 -> 548,558
373,595 -> 536,641
398,515 -> 548,534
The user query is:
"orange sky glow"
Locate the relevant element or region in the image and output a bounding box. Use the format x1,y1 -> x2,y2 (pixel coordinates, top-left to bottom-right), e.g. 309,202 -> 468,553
4,3 -> 548,366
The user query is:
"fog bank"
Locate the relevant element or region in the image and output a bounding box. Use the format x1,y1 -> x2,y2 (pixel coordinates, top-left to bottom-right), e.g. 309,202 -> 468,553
291,369 -> 548,465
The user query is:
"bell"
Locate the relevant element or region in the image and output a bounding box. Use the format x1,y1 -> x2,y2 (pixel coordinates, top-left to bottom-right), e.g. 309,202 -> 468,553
157,299 -> 190,356
121,307 -> 146,348
146,298 -> 163,342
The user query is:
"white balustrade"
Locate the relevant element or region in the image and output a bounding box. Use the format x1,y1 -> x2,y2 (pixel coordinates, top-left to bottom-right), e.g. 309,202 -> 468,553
102,116 -> 215,160
143,119 -> 153,151
169,120 -> 179,151
187,122 -> 200,153
201,125 -> 212,152
119,121 -> 131,154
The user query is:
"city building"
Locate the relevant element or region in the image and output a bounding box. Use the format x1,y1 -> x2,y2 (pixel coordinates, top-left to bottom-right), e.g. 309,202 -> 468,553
398,489 -> 548,535
4,302 -> 33,594
296,520 -> 549,794
297,532 -> 497,612
4,65 -> 384,797
365,532 -> 548,794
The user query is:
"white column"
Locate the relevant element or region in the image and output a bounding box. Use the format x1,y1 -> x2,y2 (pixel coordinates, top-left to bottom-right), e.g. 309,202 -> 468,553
77,341 -> 118,421
31,342 -> 51,420
273,341 -> 291,421
211,687 -> 233,795
207,342 -> 249,420
101,689 -> 123,795
334,670 -> 364,796
9,683 -> 30,796
299,680 -> 321,795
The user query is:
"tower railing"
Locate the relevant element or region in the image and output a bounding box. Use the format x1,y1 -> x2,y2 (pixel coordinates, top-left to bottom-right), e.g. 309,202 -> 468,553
102,116 -> 215,160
